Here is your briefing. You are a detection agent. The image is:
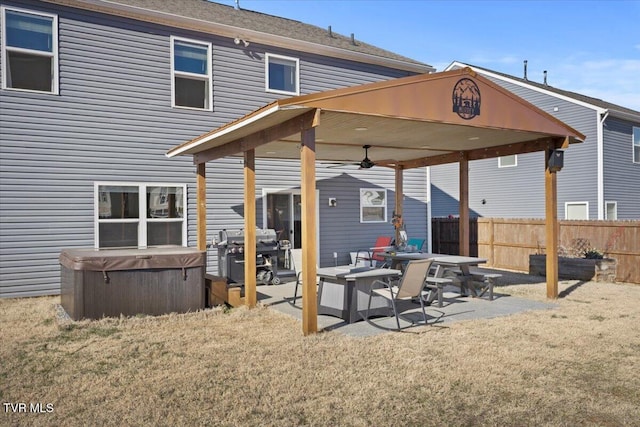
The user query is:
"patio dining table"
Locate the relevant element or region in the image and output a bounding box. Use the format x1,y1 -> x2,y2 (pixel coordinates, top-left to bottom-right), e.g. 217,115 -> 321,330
383,252 -> 488,296
316,266 -> 402,323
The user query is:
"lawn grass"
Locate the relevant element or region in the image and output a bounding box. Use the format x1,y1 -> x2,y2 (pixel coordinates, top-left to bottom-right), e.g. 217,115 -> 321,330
1,279 -> 639,426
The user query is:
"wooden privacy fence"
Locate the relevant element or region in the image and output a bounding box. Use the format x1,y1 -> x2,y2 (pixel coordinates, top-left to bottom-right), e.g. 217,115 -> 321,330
431,217 -> 478,256
476,218 -> 640,284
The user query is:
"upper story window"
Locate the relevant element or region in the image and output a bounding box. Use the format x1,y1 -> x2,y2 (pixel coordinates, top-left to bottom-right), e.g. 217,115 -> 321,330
265,53 -> 299,95
498,155 -> 517,168
171,36 -> 212,110
633,127 -> 639,163
1,6 -> 58,93
95,183 -> 187,249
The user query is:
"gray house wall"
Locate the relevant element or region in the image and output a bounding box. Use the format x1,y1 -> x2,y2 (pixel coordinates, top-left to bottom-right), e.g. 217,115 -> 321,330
432,64 -> 639,220
431,79 -> 600,219
603,116 -> 640,218
0,0 -> 427,297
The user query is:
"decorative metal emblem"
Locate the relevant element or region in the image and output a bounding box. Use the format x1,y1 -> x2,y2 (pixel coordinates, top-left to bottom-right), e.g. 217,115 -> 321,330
452,78 -> 481,120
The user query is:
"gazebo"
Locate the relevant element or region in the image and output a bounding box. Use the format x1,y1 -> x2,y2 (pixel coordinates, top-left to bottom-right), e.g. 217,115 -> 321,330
167,68 -> 585,335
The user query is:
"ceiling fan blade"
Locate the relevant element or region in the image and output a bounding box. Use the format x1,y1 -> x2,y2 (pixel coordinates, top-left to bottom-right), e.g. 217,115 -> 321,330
323,145 -> 379,169
324,162 -> 360,169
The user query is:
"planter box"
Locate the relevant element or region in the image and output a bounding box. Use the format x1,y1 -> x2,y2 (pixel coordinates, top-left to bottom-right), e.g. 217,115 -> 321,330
529,254 -> 616,282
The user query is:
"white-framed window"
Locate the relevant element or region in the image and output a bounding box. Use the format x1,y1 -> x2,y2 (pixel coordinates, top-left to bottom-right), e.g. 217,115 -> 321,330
360,188 -> 387,223
1,6 -> 58,93
265,53 -> 299,95
565,202 -> 588,220
95,182 -> 187,249
171,36 -> 212,110
605,201 -> 617,220
498,155 -> 517,168
633,127 -> 640,163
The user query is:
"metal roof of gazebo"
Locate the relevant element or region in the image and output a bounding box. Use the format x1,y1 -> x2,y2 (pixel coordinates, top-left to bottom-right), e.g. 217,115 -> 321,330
167,67 -> 585,335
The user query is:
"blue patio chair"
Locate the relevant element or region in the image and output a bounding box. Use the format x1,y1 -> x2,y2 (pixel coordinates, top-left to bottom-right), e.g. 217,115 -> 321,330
407,238 -> 425,251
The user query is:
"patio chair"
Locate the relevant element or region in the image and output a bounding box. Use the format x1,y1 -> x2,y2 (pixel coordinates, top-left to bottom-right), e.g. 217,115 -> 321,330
365,258 -> 434,330
407,238 -> 425,252
291,248 -> 318,304
355,236 -> 393,267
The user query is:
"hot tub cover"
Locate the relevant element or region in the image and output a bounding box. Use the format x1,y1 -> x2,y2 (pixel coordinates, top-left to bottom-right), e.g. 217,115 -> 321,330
60,247 -> 205,272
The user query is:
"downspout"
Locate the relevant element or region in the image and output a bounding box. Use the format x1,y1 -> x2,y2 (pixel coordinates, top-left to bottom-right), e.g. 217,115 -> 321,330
597,110 -> 609,219
426,166 -> 433,252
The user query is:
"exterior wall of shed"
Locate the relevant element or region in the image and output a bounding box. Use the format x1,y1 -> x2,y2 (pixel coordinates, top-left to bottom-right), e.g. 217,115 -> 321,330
602,116 -> 640,219
430,71 -> 601,220
0,0 -> 426,297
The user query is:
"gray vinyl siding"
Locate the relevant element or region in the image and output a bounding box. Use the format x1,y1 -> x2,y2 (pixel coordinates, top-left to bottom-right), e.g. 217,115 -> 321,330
603,116 -> 640,219
0,0 -> 424,297
201,159 -> 427,270
431,71 -> 601,220
430,151 -> 546,219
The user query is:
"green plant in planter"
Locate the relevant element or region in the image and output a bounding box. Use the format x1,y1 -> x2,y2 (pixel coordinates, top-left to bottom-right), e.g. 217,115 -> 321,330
583,248 -> 604,259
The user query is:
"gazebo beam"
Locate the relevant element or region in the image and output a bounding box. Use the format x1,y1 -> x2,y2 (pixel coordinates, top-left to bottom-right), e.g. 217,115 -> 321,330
399,137 -> 561,169
193,110 -> 319,164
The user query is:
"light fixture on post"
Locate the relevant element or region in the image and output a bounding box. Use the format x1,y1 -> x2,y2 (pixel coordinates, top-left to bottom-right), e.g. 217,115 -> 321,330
548,149 -> 564,172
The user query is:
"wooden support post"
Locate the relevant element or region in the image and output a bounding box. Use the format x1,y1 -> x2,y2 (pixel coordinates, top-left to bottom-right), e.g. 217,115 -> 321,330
244,149 -> 257,308
394,166 -> 403,245
545,147 -> 559,299
300,127 -> 318,335
197,163 -> 207,252
459,154 -> 470,256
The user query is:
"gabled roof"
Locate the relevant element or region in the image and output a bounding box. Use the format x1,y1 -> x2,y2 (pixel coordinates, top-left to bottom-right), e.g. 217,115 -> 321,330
44,0 -> 434,73
447,62 -> 640,119
167,68 -> 585,168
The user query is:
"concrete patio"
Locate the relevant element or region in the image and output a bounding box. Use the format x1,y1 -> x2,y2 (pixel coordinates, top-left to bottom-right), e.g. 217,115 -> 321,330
252,269 -> 557,337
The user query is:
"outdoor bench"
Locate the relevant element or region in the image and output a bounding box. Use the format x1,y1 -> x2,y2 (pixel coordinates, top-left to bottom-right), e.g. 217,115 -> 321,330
443,268 -> 501,301
424,276 -> 453,307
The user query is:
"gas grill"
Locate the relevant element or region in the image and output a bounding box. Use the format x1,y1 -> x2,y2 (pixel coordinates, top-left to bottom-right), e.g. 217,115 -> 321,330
216,228 -> 281,285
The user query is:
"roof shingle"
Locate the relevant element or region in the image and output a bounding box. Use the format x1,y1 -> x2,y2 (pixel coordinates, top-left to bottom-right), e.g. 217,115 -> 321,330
100,0 -> 433,71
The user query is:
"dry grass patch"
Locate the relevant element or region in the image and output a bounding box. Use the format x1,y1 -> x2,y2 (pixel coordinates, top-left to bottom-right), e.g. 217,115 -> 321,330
1,280 -> 639,426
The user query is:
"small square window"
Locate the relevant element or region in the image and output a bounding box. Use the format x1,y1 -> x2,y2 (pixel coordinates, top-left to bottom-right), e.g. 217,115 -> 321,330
565,202 -> 588,220
498,155 -> 517,168
266,53 -> 299,95
1,7 -> 58,93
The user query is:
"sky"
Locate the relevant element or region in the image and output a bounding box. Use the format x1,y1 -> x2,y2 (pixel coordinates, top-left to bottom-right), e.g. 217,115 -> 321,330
217,0 -> 640,111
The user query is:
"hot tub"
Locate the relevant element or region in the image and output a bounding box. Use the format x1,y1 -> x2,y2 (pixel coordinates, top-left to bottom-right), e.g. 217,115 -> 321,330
60,247 -> 205,320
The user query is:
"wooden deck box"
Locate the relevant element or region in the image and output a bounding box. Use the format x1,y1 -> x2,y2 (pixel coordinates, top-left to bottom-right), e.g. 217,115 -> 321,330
60,247 -> 205,320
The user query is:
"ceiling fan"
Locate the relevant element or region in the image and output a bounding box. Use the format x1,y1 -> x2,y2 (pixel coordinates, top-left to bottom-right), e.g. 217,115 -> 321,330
326,145 -> 377,169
